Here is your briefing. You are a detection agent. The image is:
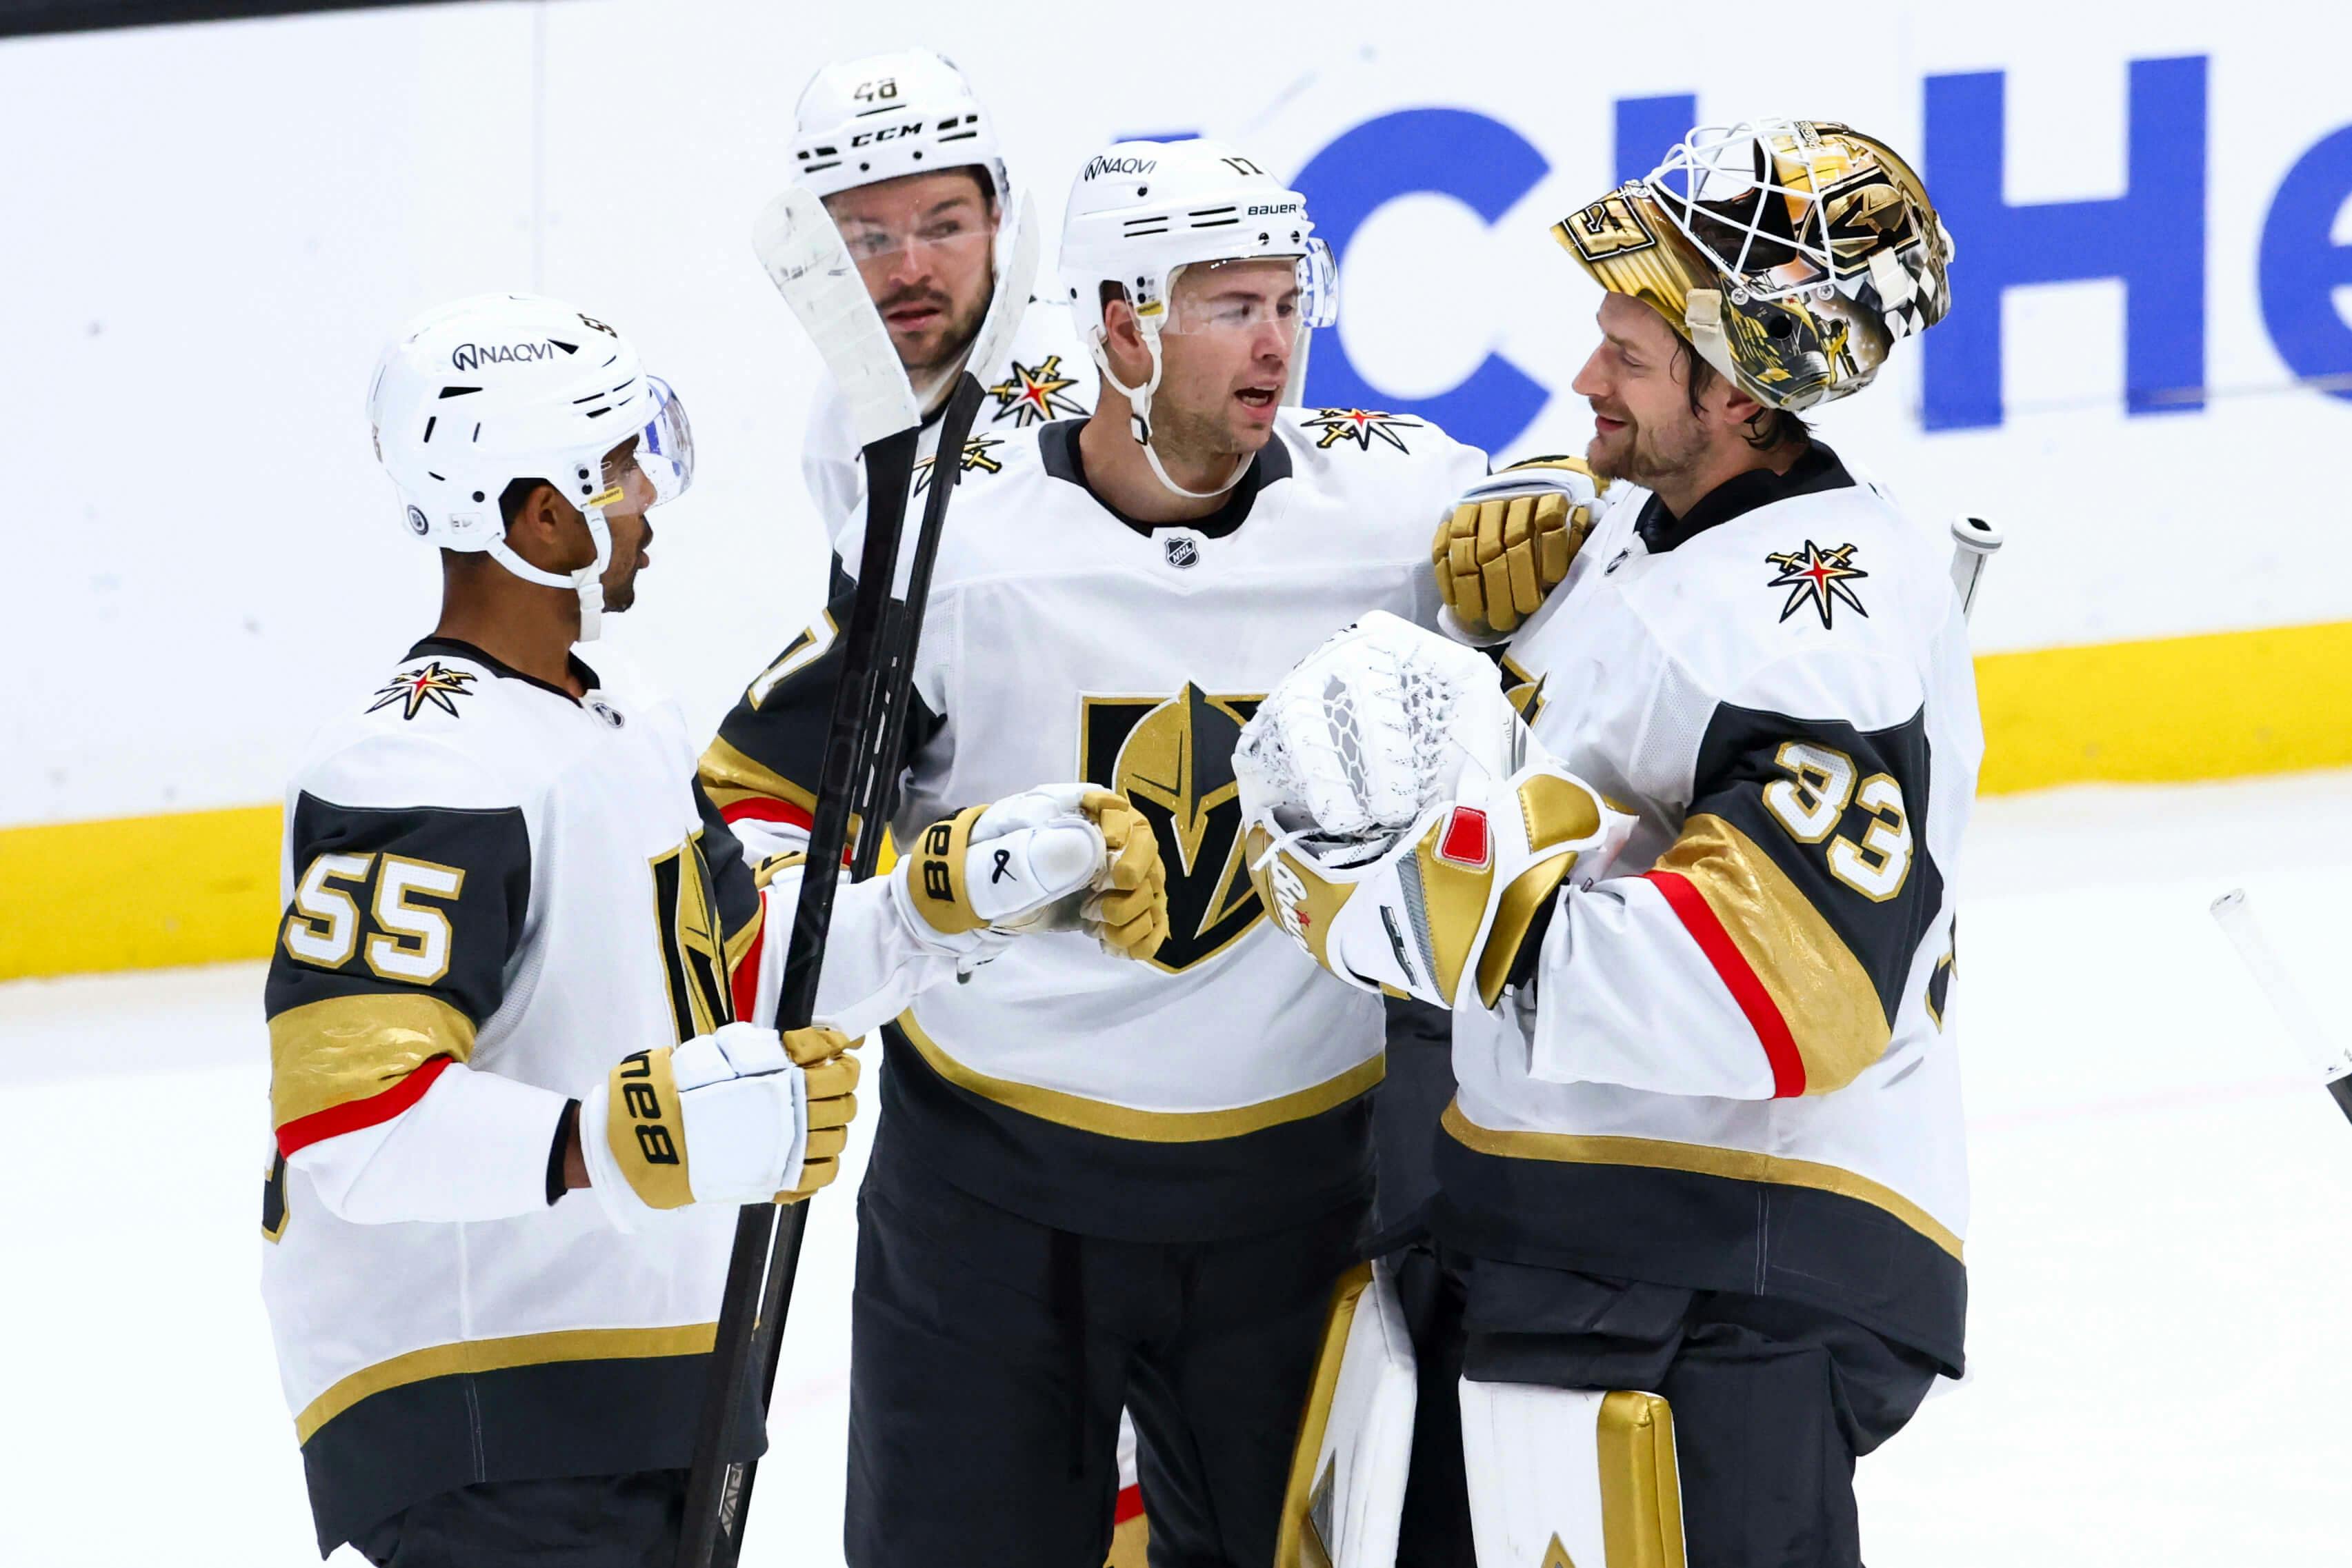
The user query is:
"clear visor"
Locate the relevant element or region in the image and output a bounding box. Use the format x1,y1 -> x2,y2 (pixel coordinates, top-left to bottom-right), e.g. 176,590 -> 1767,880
624,375 -> 694,507
1159,239 -> 1340,337
828,201 -> 997,271
592,376 -> 691,512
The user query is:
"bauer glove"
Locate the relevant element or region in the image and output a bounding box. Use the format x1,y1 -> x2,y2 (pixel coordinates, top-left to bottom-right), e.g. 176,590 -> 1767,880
897,784 -> 1170,962
579,1020 -> 857,1227
1433,456 -> 1610,639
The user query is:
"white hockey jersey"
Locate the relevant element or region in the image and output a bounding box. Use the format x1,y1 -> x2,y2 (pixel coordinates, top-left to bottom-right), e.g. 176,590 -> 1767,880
706,409 -> 1487,1240
801,295 -> 1098,546
261,637 -> 955,1553
1436,445 -> 1980,1373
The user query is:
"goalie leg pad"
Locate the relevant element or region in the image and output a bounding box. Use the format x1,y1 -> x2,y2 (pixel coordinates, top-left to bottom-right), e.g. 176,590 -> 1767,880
1275,1259 -> 1419,1568
1459,1379 -> 1686,1568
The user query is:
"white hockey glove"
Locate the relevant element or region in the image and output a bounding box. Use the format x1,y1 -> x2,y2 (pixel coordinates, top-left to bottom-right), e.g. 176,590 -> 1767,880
579,1020 -> 857,1227
895,785 -> 1170,963
1236,612 -> 1633,1010
1433,456 -> 1611,641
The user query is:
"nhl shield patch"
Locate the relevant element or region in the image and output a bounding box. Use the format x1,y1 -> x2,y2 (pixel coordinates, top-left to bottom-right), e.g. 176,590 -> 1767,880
1162,532 -> 1200,569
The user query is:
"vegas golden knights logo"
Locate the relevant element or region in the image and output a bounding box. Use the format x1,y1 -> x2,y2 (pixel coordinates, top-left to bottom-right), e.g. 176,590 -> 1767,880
1081,684 -> 1263,972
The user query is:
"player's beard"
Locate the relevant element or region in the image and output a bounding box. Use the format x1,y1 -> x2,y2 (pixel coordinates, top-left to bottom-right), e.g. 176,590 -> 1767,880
1149,392 -> 1257,483
882,278 -> 992,381
1587,402 -> 1709,495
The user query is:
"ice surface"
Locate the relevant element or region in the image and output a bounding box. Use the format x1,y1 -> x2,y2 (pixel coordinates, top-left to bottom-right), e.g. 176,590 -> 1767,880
6,771 -> 2351,1565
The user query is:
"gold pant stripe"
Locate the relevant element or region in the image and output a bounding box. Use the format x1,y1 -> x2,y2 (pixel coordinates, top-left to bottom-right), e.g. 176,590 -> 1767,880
1654,814 -> 1888,1096
269,992 -> 477,1132
1441,1100 -> 1963,1260
293,1323 -> 717,1444
895,1010 -> 1384,1143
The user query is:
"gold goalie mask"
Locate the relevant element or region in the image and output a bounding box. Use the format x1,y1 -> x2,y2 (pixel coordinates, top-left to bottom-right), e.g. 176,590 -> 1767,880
1235,613 -> 1634,1012
1555,118 -> 1955,412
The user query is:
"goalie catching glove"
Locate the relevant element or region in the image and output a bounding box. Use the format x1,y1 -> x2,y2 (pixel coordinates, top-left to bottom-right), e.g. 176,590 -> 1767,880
1432,456 -> 1610,640
1236,612 -> 1633,1011
898,784 -> 1170,962
580,1020 -> 857,1227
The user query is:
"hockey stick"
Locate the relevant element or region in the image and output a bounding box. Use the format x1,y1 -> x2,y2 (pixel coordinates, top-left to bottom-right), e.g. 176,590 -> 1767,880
713,193 -> 1041,1563
2209,889 -> 2352,1126
676,185 -> 921,1568
678,190 -> 1039,1568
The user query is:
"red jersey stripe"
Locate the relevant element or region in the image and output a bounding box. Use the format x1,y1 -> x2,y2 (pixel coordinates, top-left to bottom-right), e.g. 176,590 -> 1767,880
277,1053 -> 458,1157
722,797 -> 815,830
1642,870 -> 1806,1097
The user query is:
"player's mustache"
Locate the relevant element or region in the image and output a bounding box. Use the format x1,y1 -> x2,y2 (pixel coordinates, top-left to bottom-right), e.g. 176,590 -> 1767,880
876,285 -> 952,316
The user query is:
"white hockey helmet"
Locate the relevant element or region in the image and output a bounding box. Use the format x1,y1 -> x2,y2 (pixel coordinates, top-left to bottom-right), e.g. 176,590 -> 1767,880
365,292 -> 693,641
789,50 -> 1008,207
1060,139 -> 1339,498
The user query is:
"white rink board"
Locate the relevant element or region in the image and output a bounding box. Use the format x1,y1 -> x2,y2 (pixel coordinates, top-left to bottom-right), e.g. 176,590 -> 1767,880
6,770 -> 2352,1565
9,1 -> 2352,825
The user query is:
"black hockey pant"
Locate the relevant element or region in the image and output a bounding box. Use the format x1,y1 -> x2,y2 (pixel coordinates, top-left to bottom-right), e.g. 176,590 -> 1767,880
1394,1248 -> 1944,1567
844,1143 -> 1365,1568
351,1469 -> 685,1567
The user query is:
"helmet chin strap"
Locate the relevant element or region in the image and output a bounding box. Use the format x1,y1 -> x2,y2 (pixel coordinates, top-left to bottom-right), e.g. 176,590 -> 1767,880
1088,328 -> 1250,503
484,488 -> 616,643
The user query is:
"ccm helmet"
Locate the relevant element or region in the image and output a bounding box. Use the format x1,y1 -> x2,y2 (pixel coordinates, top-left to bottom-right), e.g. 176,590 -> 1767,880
790,49 -> 1008,207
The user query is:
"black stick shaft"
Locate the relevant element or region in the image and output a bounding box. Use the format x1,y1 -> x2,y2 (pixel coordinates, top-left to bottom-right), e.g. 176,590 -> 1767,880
2330,1077 -> 2352,1127
675,424 -> 921,1568
706,374 -> 992,1568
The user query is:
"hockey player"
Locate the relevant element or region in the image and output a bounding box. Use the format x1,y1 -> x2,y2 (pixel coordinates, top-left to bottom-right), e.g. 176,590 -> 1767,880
263,292 -> 1166,1564
786,48 -> 1097,544
1240,121 -> 1971,1566
700,139 -> 1488,1567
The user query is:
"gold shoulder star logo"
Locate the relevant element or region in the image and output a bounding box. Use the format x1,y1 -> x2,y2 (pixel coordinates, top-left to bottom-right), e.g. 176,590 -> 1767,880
986,354 -> 1086,427
913,434 -> 1006,494
1764,539 -> 1869,628
1302,407 -> 1424,453
367,660 -> 477,721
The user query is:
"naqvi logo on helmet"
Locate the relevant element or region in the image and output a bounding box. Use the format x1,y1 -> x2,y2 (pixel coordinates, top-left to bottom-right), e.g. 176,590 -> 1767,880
450,339 -> 575,372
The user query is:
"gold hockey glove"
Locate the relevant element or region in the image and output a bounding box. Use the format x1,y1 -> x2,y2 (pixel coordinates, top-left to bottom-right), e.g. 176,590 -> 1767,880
581,1021 -> 855,1223
899,785 -> 1171,962
1432,457 -> 1608,637
777,1047 -> 859,1203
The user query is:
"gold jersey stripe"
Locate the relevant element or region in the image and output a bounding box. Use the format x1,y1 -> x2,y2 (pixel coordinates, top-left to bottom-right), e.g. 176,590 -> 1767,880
1653,813 -> 1888,1095
697,736 -> 818,816
268,992 -> 477,1132
1441,1100 -> 1962,1260
292,1322 -> 716,1444
895,1009 -> 1383,1143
